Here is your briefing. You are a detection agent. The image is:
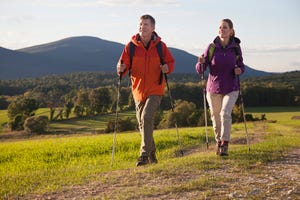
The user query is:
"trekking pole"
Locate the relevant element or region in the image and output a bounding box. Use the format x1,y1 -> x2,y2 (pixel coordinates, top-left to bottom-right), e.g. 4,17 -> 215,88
201,64 -> 209,149
237,75 -> 250,153
164,73 -> 184,156
111,61 -> 123,165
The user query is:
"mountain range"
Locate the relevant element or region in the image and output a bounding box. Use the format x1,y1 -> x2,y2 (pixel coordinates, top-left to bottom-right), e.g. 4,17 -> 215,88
0,36 -> 273,80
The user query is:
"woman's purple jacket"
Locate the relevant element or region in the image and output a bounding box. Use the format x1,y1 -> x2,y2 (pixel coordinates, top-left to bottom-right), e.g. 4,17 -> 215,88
195,36 -> 245,94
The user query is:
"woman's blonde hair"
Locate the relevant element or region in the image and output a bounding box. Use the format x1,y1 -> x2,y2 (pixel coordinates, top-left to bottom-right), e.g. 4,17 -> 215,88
222,18 -> 235,37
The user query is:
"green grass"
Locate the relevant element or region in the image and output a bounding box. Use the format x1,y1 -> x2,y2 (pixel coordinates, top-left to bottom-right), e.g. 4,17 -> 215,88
246,106 -> 300,126
0,110 -> 9,133
0,108 -> 158,134
0,108 -> 299,198
0,110 -> 7,123
0,108 -> 136,134
0,127 -> 204,197
48,111 -> 136,133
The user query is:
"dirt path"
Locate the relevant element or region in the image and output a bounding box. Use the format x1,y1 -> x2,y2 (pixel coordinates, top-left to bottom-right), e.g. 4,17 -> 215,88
26,148 -> 299,200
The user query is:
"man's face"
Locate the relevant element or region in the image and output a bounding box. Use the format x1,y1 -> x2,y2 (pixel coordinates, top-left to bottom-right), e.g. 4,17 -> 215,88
139,19 -> 155,38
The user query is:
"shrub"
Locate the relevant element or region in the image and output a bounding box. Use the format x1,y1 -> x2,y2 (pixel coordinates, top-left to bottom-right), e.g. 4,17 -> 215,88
104,117 -> 136,133
8,114 -> 25,131
158,100 -> 200,128
7,97 -> 39,130
198,110 -> 212,126
24,115 -> 48,134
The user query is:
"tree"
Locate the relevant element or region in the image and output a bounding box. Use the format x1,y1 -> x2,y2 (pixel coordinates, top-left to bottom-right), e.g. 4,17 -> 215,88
74,89 -> 90,116
158,100 -> 199,128
63,101 -> 74,119
0,96 -> 9,109
104,117 -> 136,133
7,97 -> 39,130
24,116 -> 48,134
73,105 -> 84,117
89,87 -> 112,114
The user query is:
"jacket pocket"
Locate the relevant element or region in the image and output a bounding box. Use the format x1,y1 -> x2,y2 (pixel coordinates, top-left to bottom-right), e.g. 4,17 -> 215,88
147,57 -> 161,84
131,57 -> 145,78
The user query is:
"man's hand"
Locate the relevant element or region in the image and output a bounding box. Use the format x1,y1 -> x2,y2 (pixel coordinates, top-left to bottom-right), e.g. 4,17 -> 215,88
160,64 -> 169,73
117,62 -> 126,75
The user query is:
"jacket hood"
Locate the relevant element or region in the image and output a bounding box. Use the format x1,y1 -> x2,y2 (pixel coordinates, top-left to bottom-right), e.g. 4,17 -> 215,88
213,36 -> 241,47
131,31 -> 161,46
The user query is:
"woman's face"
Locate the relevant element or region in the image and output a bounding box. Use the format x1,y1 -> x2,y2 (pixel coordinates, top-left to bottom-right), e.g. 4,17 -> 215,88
218,21 -> 232,39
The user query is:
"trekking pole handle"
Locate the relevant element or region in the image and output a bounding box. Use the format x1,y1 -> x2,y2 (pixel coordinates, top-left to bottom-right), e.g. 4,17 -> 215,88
118,60 -> 124,82
159,61 -> 166,85
201,64 -> 204,80
200,64 -> 206,86
164,72 -> 168,82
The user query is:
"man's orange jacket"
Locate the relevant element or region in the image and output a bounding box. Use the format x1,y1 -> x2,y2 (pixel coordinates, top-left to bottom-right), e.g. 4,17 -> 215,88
118,32 -> 175,102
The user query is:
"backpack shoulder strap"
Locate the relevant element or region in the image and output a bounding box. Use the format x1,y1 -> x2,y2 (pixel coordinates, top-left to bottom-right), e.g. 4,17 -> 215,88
233,43 -> 240,61
156,41 -> 165,85
128,41 -> 135,77
156,41 -> 164,64
129,41 -> 165,84
208,43 -> 215,64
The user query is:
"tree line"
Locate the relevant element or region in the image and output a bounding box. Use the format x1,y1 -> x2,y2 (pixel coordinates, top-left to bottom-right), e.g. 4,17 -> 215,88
1,71 -> 299,132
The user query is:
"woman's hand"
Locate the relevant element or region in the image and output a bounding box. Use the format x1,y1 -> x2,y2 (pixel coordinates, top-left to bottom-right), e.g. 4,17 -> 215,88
234,67 -> 242,75
198,55 -> 205,64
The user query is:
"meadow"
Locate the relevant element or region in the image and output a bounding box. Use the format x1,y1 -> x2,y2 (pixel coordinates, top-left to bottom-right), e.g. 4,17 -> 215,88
0,107 -> 299,199
0,108 -> 136,134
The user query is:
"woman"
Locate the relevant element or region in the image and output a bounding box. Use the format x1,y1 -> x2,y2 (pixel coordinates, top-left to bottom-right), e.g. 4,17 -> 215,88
195,19 -> 245,156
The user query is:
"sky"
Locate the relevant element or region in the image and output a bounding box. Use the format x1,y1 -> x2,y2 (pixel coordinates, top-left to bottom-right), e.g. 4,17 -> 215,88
0,0 -> 299,73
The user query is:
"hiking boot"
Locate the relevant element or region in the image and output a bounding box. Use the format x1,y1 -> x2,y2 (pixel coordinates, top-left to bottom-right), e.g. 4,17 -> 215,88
148,152 -> 158,164
220,144 -> 229,156
136,156 -> 149,166
216,142 -> 221,155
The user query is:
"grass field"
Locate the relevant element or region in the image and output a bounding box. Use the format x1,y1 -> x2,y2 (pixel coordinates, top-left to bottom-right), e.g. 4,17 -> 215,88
246,106 -> 300,126
0,107 -> 299,199
0,108 -> 136,134
48,111 -> 136,133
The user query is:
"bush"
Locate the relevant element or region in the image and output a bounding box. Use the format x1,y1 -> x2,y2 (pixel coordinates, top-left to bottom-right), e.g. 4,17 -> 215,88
8,114 -> 25,131
104,117 -> 136,133
24,116 -> 48,134
154,109 -> 164,129
198,109 -> 212,126
158,100 -> 200,128
232,105 -> 262,123
7,97 -> 39,130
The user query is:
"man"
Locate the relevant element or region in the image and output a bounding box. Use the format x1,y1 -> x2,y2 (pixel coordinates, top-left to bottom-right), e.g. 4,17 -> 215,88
117,14 -> 175,166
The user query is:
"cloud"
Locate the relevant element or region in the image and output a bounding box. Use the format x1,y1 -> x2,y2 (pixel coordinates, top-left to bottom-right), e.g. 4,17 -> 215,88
0,15 -> 34,23
245,44 -> 300,54
97,0 -> 181,6
29,0 -> 181,8
290,61 -> 300,67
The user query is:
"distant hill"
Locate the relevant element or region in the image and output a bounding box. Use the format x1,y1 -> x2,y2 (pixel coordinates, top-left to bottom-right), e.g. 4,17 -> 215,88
0,36 -> 273,80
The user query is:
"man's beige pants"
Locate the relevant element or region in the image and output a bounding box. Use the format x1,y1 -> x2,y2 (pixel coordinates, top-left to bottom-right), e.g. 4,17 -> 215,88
135,95 -> 162,157
206,91 -> 239,143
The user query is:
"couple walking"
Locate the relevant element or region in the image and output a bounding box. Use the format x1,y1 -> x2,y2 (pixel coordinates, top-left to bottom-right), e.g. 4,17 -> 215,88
116,14 -> 245,166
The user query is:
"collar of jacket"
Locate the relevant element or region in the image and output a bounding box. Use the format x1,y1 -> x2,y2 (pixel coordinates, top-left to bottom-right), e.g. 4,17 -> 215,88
213,36 -> 241,48
132,31 -> 160,46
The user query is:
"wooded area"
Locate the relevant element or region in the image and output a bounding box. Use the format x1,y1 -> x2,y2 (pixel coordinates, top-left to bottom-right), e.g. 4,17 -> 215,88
0,71 -> 299,132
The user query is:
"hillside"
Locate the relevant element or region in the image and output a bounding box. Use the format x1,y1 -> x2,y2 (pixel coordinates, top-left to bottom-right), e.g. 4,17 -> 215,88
0,108 -> 299,199
0,36 -> 272,80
